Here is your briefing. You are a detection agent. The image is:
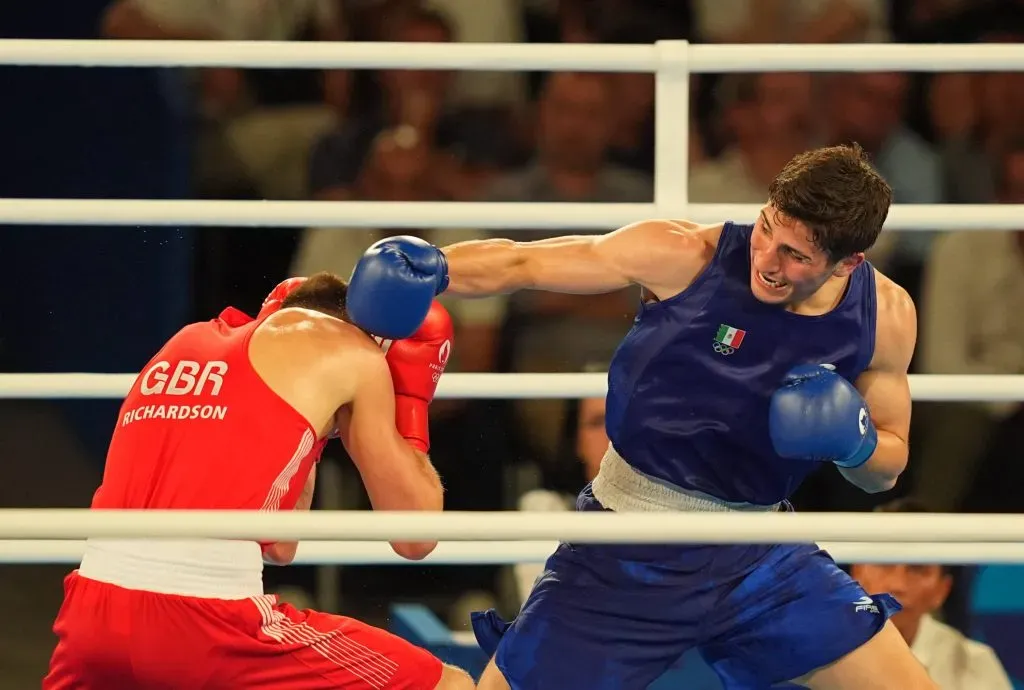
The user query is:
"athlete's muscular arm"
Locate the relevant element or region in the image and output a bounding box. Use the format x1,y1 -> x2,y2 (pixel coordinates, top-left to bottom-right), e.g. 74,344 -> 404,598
441,220 -> 715,301
262,467 -> 316,565
339,345 -> 443,560
840,277 -> 918,493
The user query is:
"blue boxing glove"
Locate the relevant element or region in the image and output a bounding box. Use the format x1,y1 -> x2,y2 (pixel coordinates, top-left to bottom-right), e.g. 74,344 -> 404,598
768,364 -> 877,468
346,236 -> 449,340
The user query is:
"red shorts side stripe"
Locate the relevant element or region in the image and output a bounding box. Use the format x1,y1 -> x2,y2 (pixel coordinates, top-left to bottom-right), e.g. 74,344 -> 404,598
250,595 -> 400,689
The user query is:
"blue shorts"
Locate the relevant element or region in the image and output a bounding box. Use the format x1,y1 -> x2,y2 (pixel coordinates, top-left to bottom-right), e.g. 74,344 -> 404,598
472,490 -> 900,690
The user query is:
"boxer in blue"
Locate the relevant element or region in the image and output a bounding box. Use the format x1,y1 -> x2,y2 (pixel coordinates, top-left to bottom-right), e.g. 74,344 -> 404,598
347,144 -> 936,689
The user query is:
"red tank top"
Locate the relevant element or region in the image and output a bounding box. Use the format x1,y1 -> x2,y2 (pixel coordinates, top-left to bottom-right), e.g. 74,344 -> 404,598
92,307 -> 328,514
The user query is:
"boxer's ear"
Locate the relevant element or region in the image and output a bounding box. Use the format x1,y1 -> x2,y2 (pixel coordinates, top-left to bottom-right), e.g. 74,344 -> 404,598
831,252 -> 865,278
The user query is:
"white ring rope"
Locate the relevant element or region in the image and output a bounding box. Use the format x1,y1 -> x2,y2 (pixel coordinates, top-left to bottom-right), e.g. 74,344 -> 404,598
5,540 -> 1023,566
0,200 -> 1021,230
1,510 -> 1023,543
2,373 -> 1022,401
2,40 -> 1024,73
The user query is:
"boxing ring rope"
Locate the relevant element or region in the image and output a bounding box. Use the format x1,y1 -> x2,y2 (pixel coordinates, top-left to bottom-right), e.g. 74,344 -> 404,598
1,373 -> 1023,401
2,510 -> 1024,543
3,39 -> 1024,72
1,200 -> 1023,230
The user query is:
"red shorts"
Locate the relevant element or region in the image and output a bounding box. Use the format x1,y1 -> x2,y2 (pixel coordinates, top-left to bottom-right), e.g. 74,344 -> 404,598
44,571 -> 443,689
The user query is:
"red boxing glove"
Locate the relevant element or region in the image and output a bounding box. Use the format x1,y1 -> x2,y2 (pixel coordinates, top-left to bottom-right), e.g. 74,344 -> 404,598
258,277 -> 307,319
384,300 -> 453,453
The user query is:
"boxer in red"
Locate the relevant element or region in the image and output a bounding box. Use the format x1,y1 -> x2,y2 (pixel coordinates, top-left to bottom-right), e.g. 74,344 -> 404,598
43,264 -> 472,689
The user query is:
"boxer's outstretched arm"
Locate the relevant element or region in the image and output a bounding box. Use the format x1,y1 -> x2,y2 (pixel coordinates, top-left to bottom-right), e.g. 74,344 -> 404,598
841,280 -> 917,493
340,349 -> 443,560
441,219 -> 712,301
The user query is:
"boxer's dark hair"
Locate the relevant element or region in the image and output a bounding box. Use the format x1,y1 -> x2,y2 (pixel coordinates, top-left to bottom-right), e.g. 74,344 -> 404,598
280,272 -> 350,322
768,143 -> 892,263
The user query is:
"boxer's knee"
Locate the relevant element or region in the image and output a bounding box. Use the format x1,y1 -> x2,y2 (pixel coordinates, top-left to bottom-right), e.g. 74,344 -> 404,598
431,663 -> 475,689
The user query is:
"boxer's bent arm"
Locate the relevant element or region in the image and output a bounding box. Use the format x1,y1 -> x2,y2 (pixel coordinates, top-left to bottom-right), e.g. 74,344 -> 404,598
841,284 -> 917,493
441,219 -> 709,301
340,352 -> 443,560
263,467 -> 316,565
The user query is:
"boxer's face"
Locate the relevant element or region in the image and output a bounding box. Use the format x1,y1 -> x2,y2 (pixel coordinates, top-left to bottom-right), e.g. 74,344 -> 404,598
749,207 -> 835,305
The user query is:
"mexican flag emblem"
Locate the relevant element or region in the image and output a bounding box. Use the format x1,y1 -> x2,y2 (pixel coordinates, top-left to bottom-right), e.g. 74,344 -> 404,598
715,324 -> 746,349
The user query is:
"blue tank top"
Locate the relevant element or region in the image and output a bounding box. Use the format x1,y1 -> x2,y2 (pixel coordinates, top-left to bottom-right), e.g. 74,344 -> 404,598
605,222 -> 877,505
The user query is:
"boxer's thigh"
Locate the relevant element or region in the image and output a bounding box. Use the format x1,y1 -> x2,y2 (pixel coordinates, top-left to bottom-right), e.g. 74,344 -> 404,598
223,599 -> 444,690
43,573 -> 139,689
795,621 -> 937,690
495,543 -> 703,690
700,544 -> 904,688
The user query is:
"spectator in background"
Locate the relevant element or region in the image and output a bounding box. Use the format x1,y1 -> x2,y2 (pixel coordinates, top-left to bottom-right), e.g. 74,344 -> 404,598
925,30 -> 1024,206
477,71 -> 650,461
927,71 -> 997,204
102,0 -> 348,200
915,140 -> 1024,512
692,0 -> 889,43
307,6 -> 522,204
596,13 -> 703,176
850,498 -> 1013,690
690,72 -> 815,203
825,71 -> 942,299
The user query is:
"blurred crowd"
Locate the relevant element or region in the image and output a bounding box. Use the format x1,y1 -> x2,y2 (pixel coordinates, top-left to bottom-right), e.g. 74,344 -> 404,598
66,0 -> 1024,646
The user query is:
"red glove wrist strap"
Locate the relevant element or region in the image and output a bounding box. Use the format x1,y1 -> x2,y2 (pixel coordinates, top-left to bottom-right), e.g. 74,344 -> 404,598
394,394 -> 429,453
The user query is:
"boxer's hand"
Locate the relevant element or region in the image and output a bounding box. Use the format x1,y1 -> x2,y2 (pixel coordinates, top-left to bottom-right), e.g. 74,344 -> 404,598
385,301 -> 453,453
768,364 -> 878,468
258,277 -> 308,319
346,236 -> 449,339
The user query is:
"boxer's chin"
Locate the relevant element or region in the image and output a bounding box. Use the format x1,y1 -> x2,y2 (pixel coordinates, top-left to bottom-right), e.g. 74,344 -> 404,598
750,269 -> 792,304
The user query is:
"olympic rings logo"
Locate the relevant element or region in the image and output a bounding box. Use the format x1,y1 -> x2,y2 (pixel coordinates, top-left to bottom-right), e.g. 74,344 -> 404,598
712,341 -> 735,356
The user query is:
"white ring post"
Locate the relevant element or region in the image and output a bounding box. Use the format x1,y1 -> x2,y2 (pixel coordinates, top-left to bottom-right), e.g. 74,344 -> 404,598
654,41 -> 690,217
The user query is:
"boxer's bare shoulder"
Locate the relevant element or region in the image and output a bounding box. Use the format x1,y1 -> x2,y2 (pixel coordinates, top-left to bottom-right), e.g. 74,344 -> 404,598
868,268 -> 917,374
622,219 -> 721,300
250,308 -> 384,436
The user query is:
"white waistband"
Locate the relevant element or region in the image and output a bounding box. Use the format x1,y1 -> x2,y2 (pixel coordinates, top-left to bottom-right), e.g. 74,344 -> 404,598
78,539 -> 265,599
591,446 -> 782,513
